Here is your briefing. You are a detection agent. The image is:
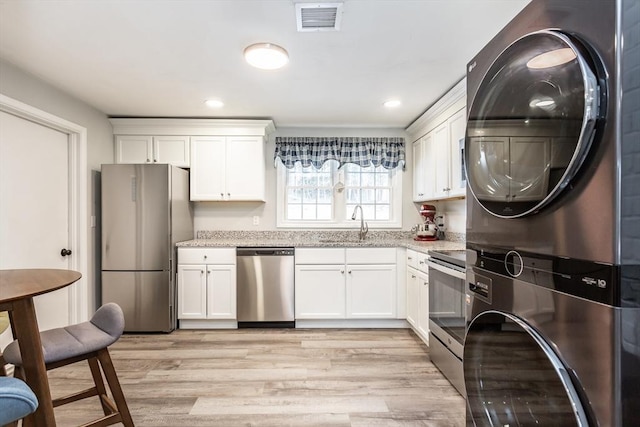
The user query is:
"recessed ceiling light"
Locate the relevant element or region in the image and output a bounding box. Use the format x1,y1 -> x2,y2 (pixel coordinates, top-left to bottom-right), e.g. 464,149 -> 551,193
384,100 -> 401,108
244,43 -> 289,70
205,99 -> 224,108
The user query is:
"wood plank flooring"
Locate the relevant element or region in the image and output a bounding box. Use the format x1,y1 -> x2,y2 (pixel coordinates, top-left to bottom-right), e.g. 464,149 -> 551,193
45,328 -> 465,426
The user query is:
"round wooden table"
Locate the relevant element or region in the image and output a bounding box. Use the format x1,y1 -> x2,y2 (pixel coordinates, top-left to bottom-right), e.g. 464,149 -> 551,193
0,269 -> 82,427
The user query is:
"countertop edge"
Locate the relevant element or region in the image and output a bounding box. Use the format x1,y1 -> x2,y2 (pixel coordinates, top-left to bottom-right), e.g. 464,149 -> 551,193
176,239 -> 465,254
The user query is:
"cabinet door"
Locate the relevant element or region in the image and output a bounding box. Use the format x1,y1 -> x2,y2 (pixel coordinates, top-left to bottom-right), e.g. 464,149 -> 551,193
346,264 -> 397,319
190,136 -> 226,201
177,265 -> 207,319
406,268 -> 419,327
448,108 -> 467,198
421,133 -> 437,200
153,136 -> 190,167
225,136 -> 265,201
115,135 -> 153,164
412,139 -> 425,201
206,264 -> 237,319
295,265 -> 346,319
433,122 -> 451,199
417,272 -> 429,339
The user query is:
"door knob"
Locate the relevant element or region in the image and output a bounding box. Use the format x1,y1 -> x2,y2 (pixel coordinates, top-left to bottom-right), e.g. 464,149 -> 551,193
60,248 -> 72,257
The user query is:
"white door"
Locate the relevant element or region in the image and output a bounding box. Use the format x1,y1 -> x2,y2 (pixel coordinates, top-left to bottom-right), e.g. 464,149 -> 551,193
346,264 -> 397,319
0,111 -> 72,331
226,136 -> 265,201
190,136 -> 226,200
206,264 -> 236,319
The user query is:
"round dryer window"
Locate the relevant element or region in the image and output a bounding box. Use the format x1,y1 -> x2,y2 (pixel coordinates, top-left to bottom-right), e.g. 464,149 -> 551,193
464,311 -> 590,426
465,30 -> 602,218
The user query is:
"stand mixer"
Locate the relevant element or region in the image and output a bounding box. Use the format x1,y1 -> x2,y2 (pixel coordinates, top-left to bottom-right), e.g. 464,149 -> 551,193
413,204 -> 439,241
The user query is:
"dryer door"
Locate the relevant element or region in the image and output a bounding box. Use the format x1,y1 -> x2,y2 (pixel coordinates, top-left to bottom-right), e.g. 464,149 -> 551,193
465,30 -> 602,218
464,310 -> 590,426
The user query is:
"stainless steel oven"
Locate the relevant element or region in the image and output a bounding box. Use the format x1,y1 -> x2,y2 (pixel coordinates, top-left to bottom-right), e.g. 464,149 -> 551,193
427,249 -> 466,396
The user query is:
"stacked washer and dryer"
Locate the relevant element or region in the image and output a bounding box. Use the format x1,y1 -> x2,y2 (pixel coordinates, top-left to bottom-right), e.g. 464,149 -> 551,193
463,0 -> 639,426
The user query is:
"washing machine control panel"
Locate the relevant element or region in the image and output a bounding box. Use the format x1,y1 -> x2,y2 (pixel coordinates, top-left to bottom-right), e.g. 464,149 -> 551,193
466,244 -> 620,306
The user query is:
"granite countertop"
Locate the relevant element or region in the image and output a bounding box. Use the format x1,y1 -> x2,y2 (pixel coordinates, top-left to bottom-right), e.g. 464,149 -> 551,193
176,231 -> 465,254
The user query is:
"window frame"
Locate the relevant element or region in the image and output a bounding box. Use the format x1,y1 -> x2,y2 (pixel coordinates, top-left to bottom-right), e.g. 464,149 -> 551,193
276,161 -> 403,229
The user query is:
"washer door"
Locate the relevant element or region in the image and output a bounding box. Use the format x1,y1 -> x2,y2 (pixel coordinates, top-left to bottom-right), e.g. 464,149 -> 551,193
466,30 -> 601,218
464,311 -> 590,426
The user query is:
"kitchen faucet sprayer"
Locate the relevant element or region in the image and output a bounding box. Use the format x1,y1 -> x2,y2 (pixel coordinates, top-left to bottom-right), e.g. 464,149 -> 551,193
351,205 -> 369,240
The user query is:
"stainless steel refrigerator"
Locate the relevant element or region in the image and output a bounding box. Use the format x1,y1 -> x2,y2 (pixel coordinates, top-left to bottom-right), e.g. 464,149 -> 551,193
101,164 -> 193,332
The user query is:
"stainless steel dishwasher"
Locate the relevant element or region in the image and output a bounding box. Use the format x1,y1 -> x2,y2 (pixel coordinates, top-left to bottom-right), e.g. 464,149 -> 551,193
236,247 -> 295,328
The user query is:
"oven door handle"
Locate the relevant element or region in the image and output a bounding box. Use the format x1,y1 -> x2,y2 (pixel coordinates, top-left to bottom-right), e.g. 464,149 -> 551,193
426,260 -> 467,280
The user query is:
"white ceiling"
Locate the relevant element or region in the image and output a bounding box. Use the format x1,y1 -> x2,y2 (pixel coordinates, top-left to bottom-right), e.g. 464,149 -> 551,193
0,0 -> 529,128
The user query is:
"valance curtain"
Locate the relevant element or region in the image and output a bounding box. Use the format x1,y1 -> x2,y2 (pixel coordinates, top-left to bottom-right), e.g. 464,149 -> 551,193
274,136 -> 406,170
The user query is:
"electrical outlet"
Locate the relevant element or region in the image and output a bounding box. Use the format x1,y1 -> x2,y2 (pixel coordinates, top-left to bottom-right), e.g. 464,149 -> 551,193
253,216 -> 260,226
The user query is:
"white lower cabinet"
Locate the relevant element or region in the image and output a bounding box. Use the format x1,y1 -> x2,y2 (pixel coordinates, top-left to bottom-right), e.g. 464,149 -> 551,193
177,248 -> 236,321
406,249 -> 429,343
295,265 -> 346,319
295,248 -> 397,320
347,265 -> 397,318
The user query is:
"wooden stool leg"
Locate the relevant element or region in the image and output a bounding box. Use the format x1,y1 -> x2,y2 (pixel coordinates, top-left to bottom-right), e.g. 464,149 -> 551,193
96,348 -> 134,427
88,357 -> 112,416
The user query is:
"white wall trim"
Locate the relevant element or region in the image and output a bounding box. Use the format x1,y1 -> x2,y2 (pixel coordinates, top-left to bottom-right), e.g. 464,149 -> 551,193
0,93 -> 89,324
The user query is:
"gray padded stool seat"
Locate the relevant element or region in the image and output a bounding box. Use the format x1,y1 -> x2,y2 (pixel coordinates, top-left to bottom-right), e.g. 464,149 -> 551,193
4,303 -> 134,427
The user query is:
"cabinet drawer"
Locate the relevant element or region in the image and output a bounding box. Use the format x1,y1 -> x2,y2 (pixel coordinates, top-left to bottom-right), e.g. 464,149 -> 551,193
295,248 -> 345,264
406,249 -> 419,270
416,252 -> 429,274
178,248 -> 236,264
346,248 -> 396,264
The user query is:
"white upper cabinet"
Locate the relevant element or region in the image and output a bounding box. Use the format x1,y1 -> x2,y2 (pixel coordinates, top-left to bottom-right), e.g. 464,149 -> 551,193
115,135 -> 190,167
110,119 -> 275,202
190,136 -> 227,201
190,136 -> 265,201
408,78 -> 467,202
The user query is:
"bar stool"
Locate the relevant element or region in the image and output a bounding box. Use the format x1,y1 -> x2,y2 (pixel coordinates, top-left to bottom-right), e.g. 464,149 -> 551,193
0,376 -> 38,426
3,303 -> 134,427
1,311 -> 10,376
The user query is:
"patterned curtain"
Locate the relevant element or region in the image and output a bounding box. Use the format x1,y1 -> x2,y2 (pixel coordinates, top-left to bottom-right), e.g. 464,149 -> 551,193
274,136 -> 406,170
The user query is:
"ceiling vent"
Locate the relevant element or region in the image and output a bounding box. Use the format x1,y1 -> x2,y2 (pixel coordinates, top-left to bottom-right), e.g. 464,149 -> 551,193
295,3 -> 344,32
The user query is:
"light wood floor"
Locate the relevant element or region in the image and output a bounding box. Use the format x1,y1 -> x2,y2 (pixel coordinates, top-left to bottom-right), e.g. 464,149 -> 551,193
45,328 -> 465,426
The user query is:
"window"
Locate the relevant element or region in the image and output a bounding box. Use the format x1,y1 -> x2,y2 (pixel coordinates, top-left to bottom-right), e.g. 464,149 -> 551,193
277,161 -> 402,228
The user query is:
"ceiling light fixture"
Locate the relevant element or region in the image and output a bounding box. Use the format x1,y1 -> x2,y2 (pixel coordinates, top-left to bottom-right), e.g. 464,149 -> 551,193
205,99 -> 224,108
244,43 -> 289,70
384,100 -> 401,108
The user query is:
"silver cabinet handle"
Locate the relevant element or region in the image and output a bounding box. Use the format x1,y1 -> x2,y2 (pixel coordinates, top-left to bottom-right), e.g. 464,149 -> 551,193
341,270 -> 345,274
411,274 -> 416,279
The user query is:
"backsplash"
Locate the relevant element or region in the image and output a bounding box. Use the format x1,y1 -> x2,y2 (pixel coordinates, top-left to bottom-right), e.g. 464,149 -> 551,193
196,230 -> 465,242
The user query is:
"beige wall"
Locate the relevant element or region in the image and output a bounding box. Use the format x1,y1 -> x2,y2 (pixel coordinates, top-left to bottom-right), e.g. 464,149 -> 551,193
0,59 -> 114,313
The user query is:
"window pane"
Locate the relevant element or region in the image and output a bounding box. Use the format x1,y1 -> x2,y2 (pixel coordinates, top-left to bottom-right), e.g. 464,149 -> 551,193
346,189 -> 360,204
376,205 -> 390,220
303,189 -> 317,203
346,204 -> 357,217
302,205 -> 316,220
288,188 -> 302,203
287,173 -> 302,186
288,204 -> 302,220
302,174 -> 318,186
318,189 -> 332,204
375,173 -> 390,186
317,204 -> 332,220
362,189 -> 376,203
345,172 -> 360,186
362,205 -> 375,219
361,173 -> 375,187
318,173 -> 332,187
376,189 -> 390,203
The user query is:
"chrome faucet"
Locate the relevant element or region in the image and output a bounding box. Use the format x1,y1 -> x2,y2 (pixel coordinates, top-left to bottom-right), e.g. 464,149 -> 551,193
351,205 -> 369,240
